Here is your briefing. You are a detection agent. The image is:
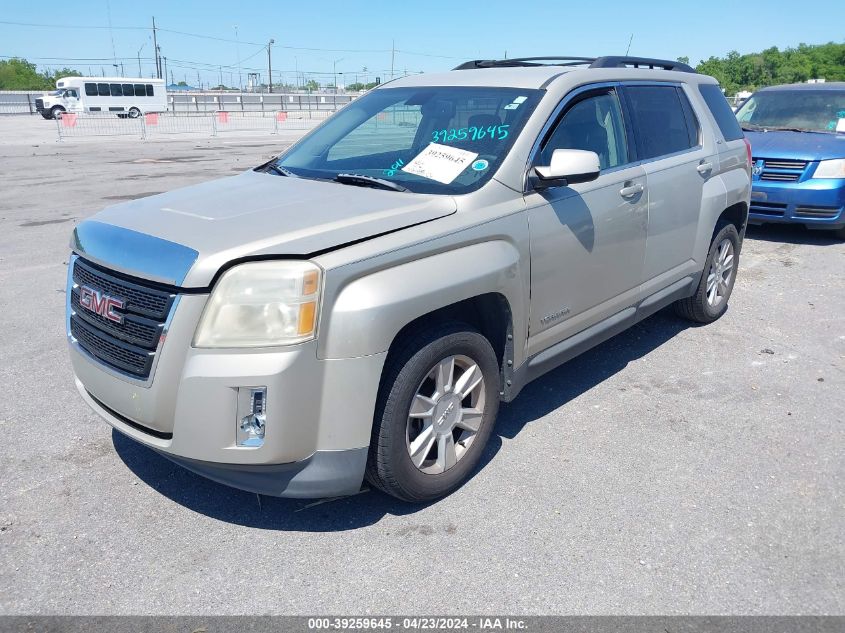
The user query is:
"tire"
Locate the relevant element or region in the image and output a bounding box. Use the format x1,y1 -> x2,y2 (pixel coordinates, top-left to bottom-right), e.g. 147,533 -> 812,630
366,322 -> 501,502
50,106 -> 65,120
833,226 -> 845,240
128,107 -> 141,118
675,223 -> 741,323
40,112 -> 51,120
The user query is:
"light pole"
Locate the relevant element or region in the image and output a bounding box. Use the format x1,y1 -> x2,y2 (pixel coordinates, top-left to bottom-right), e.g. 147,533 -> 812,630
333,57 -> 345,92
234,25 -> 242,91
267,38 -> 275,93
137,42 -> 146,77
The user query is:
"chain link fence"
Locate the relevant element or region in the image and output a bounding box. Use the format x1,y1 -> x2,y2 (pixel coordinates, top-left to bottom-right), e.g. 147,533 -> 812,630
53,110 -> 333,141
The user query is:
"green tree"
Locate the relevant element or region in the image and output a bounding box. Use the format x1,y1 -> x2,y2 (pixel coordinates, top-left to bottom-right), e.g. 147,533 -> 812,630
694,42 -> 845,95
0,58 -> 81,90
304,79 -> 319,92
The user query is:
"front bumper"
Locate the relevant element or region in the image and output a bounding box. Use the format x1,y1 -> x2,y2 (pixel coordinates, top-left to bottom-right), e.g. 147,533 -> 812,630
749,178 -> 845,229
69,291 -> 387,498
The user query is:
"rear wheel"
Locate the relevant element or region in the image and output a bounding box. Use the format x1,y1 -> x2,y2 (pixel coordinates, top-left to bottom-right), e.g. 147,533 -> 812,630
675,223 -> 740,323
366,322 -> 500,502
128,107 -> 141,118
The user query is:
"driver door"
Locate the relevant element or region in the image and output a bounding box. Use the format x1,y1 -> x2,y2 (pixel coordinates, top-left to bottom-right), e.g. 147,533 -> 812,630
525,86 -> 648,355
64,88 -> 81,113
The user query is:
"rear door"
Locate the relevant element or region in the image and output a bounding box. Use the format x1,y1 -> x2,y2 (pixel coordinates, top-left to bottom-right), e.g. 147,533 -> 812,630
621,83 -> 712,291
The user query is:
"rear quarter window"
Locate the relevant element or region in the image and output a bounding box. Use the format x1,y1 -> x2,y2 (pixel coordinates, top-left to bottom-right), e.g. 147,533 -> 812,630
699,83 -> 744,141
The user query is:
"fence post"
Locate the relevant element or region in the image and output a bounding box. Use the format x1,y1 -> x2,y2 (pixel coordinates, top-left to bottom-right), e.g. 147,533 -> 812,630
211,112 -> 217,137
55,115 -> 62,142
141,115 -> 147,140
27,94 -> 33,115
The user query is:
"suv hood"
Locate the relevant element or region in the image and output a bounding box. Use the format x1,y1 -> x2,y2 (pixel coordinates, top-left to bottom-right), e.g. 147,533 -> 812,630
745,130 -> 845,161
73,170 -> 456,287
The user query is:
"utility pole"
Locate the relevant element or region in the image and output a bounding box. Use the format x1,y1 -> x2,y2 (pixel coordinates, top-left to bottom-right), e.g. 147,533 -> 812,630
267,39 -> 275,93
120,62 -> 125,77
390,39 -> 395,79
152,17 -> 161,78
164,57 -> 169,85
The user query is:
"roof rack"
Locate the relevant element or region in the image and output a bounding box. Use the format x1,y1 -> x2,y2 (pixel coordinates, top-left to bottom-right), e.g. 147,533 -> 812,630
452,55 -> 696,74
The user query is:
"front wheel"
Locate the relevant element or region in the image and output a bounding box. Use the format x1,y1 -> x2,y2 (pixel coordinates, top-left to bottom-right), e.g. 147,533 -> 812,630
675,223 -> 741,323
50,106 -> 65,120
366,323 -> 500,502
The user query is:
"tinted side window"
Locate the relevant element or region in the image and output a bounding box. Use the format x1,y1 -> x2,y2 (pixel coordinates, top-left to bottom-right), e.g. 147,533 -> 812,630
122,84 -> 134,96
539,89 -> 629,170
84,83 -> 97,96
677,88 -> 701,147
145,84 -> 154,97
109,83 -> 122,97
625,85 -> 695,159
97,83 -> 110,96
133,84 -> 145,96
699,83 -> 744,141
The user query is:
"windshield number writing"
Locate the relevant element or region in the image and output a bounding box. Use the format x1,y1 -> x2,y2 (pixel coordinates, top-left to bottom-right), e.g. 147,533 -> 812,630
431,124 -> 509,143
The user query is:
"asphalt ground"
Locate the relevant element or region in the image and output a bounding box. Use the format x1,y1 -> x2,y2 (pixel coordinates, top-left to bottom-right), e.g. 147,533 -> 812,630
0,115 -> 842,615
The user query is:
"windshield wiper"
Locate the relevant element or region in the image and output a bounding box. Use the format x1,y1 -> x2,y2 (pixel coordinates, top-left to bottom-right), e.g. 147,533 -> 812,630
264,163 -> 298,177
333,173 -> 408,192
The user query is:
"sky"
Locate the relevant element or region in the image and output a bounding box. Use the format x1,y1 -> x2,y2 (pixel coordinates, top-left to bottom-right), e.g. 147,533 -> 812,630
1,0 -> 842,88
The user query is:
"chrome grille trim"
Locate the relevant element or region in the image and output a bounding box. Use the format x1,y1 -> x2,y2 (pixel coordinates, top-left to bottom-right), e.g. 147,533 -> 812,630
66,254 -> 180,387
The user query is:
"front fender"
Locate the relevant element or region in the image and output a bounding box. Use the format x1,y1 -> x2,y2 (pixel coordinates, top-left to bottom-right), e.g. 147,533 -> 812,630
318,239 -> 526,360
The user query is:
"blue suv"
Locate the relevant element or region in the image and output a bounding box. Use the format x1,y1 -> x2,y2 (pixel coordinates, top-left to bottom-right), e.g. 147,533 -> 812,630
737,83 -> 845,237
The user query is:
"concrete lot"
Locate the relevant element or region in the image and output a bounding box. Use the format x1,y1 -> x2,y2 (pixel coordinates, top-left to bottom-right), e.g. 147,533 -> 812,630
0,115 -> 842,615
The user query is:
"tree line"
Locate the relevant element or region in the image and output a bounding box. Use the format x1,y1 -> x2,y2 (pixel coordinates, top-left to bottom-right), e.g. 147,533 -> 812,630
2,42 -> 843,93
682,42 -> 844,95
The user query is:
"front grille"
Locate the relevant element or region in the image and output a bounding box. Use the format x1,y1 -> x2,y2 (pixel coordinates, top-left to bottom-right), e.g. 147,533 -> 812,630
763,159 -> 808,170
69,258 -> 176,380
760,172 -> 802,182
795,206 -> 841,219
35,98 -> 44,110
754,157 -> 809,183
750,201 -> 787,217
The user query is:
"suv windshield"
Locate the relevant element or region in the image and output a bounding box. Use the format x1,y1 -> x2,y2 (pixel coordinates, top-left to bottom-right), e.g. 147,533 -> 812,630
736,89 -> 845,133
275,86 -> 542,194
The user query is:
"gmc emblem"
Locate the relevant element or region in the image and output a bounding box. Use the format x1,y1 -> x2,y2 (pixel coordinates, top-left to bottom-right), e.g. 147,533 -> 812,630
78,285 -> 125,324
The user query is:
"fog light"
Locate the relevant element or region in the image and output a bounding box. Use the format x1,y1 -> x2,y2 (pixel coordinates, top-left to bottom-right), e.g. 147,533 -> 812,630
237,387 -> 266,447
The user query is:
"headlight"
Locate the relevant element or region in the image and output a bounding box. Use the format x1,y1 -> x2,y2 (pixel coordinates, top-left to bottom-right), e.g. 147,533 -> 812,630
814,159 -> 845,179
193,260 -> 322,348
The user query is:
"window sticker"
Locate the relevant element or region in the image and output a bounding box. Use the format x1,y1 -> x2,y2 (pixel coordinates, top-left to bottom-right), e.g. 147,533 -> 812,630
431,124 -> 509,143
513,96 -> 528,104
471,159 -> 489,171
402,143 -> 479,184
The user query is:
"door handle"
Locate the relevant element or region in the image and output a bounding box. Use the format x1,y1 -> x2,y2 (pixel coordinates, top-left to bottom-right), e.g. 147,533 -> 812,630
697,162 -> 713,175
619,183 -> 644,198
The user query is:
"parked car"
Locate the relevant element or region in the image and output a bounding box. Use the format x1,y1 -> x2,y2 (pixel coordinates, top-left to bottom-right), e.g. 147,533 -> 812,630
736,82 -> 845,237
66,56 -> 751,502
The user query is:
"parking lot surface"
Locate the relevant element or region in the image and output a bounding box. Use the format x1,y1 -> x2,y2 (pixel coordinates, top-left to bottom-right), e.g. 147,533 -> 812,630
0,116 -> 842,615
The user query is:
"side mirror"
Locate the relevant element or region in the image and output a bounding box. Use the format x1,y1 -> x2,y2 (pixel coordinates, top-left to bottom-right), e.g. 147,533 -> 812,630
531,149 -> 601,189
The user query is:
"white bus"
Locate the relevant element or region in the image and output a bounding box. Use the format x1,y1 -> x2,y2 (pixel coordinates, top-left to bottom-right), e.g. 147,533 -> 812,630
35,76 -> 167,120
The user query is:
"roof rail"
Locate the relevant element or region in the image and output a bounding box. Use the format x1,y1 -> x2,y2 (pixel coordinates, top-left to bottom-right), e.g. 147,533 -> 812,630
589,56 -> 696,73
452,55 -> 696,74
453,57 -> 596,70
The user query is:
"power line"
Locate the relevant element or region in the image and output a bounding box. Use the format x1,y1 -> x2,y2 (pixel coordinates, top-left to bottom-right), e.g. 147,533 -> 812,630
0,19 -> 470,58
